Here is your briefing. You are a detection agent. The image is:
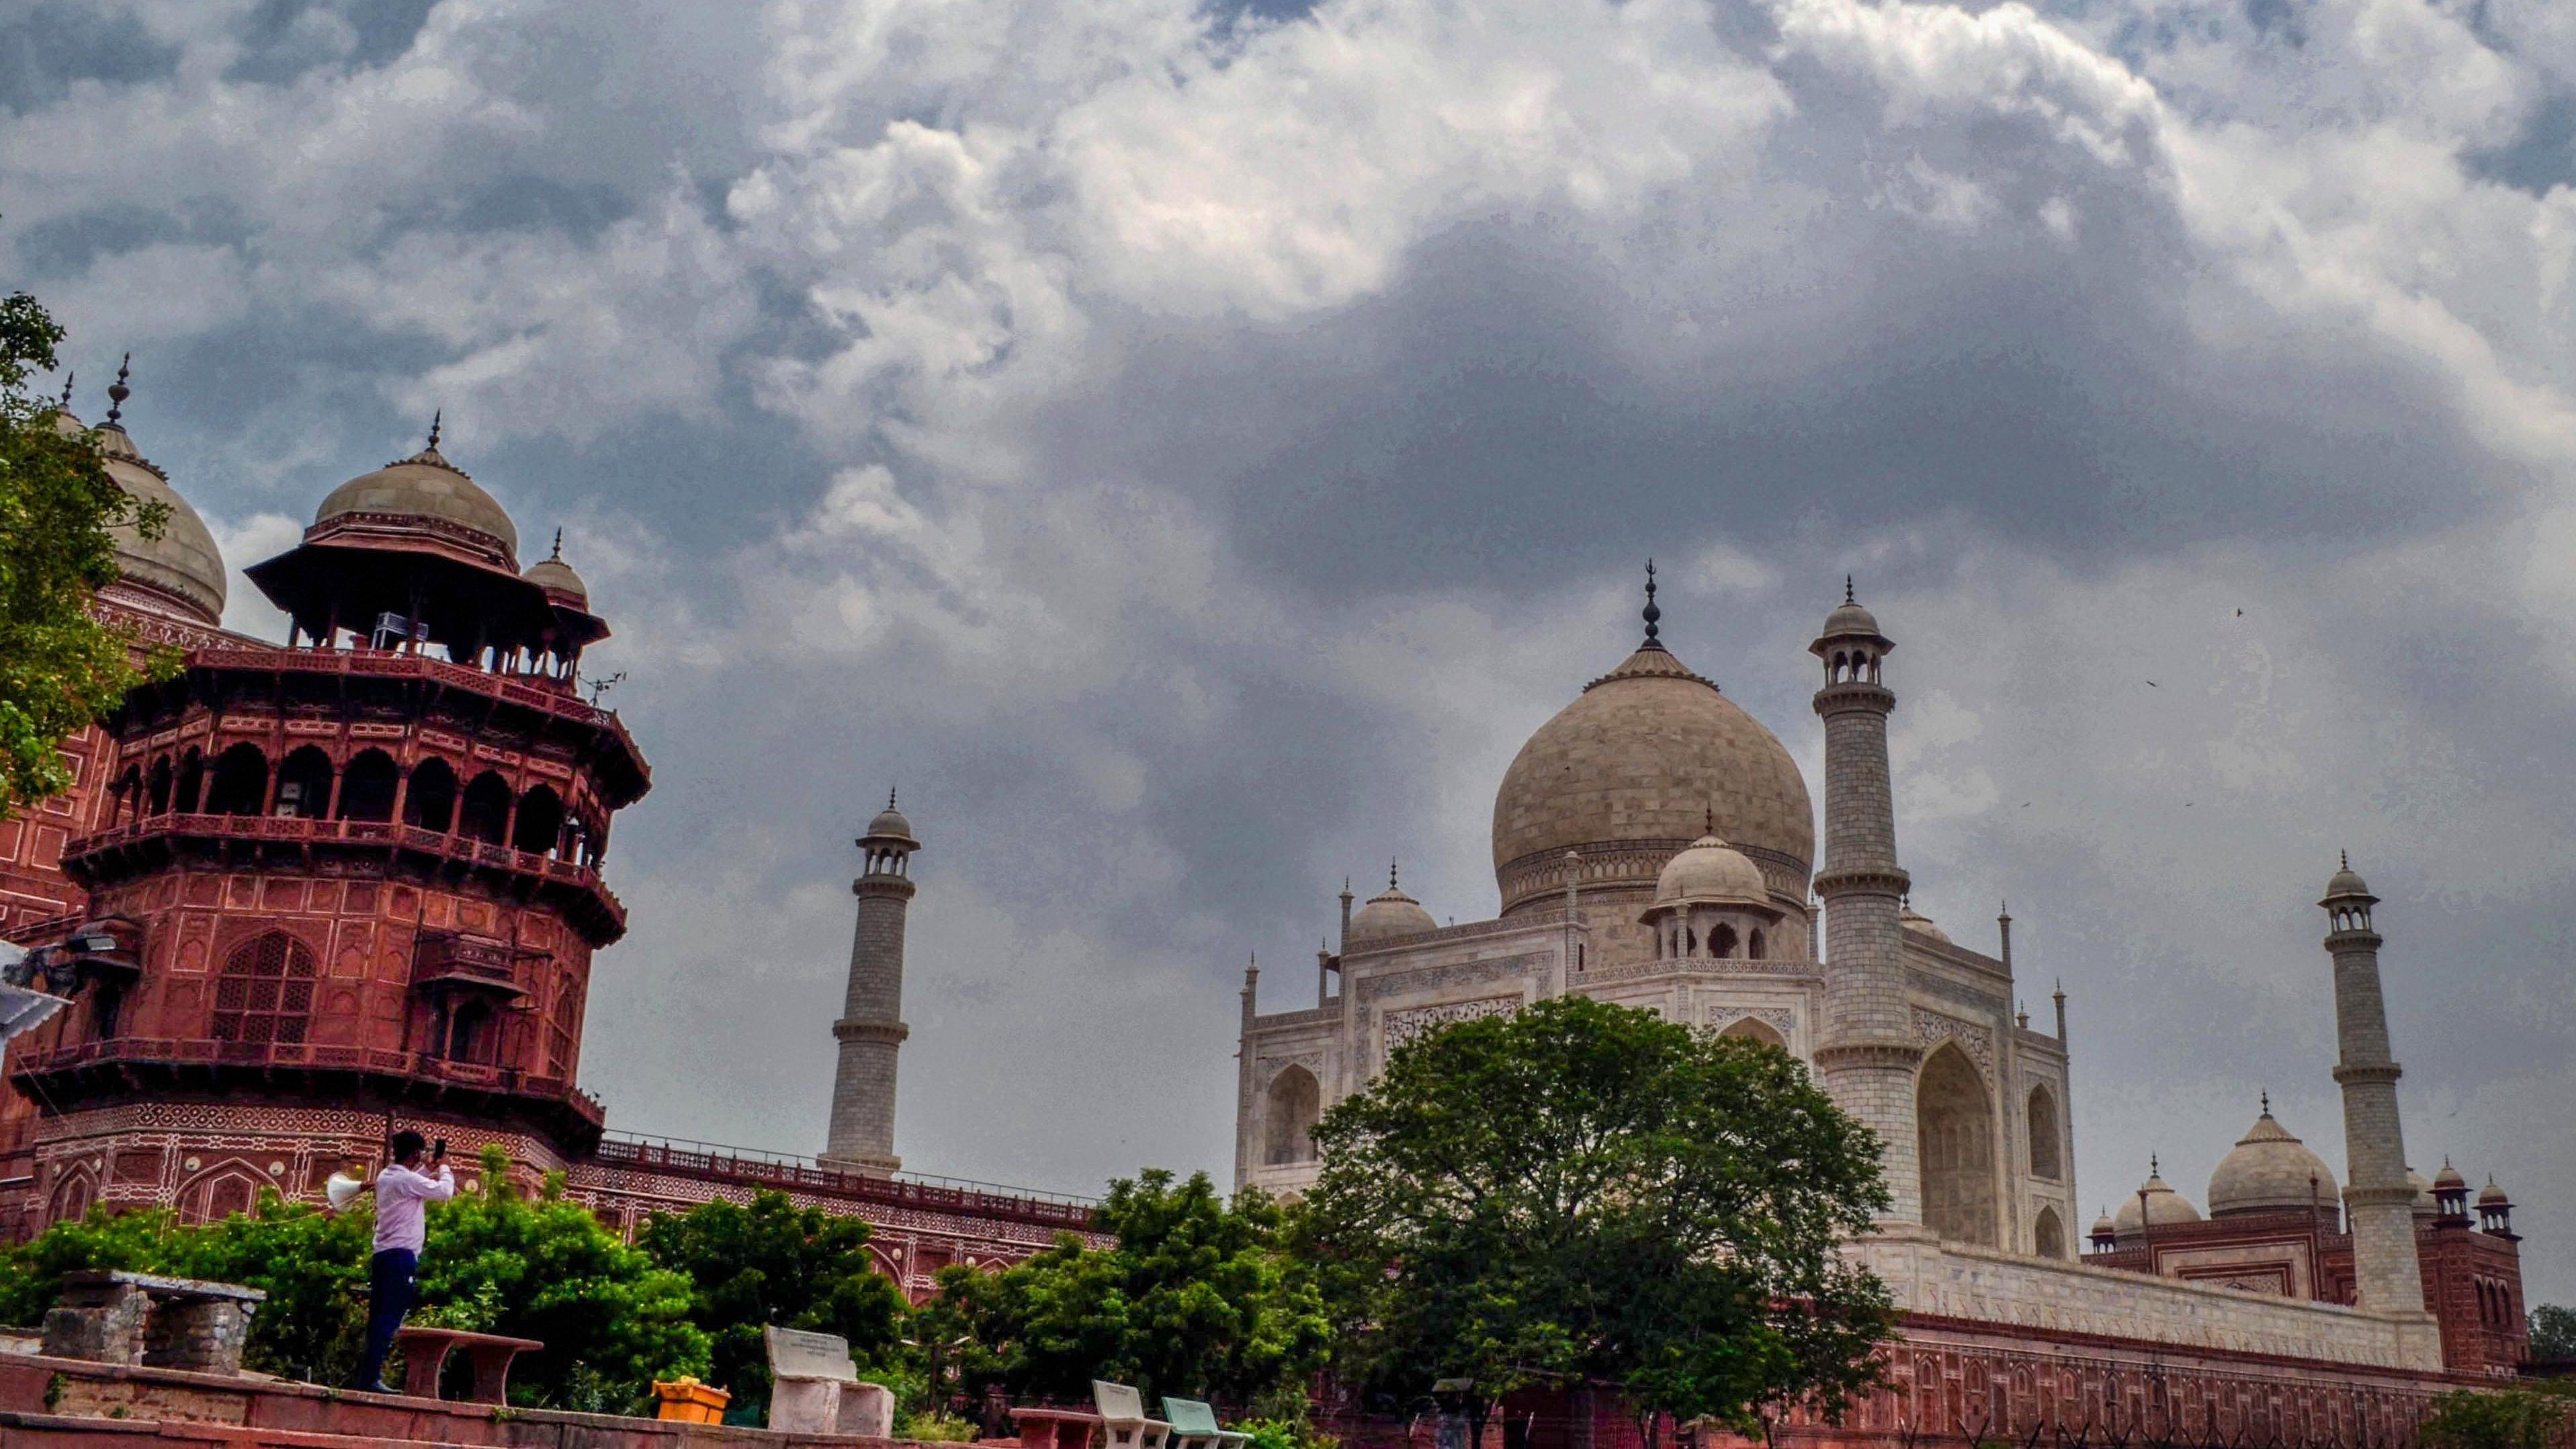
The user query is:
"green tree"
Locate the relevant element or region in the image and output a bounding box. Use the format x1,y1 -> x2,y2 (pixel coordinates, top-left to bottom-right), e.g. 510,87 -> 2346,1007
2529,1304 -> 2576,1362
0,292 -> 171,815
2419,1382 -> 2576,1449
636,1189 -> 909,1422
1299,995 -> 1893,1447
415,1148 -> 710,1411
938,1168 -> 1329,1411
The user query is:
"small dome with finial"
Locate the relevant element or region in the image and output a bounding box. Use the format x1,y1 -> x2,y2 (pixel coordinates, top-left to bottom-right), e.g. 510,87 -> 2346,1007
1821,575 -> 1881,637
2323,851 -> 2372,901
313,412 -> 521,565
2207,1095 -> 2335,1217
1347,861 -> 1438,945
523,528 -> 588,605
2479,1177 -> 2510,1207
1655,828 -> 1770,909
863,788 -> 916,845
2113,1156 -> 2204,1234
1899,898 -> 1952,944
69,356 -> 227,626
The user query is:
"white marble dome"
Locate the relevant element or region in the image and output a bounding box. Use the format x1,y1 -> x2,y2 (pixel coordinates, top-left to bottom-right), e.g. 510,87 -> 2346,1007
1655,833 -> 1770,908
2112,1164 -> 2204,1234
1348,876 -> 1437,945
2206,1107 -> 2335,1217
1492,640 -> 1812,913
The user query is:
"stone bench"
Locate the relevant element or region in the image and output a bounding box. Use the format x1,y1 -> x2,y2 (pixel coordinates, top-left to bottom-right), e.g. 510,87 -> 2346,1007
41,1270 -> 265,1376
1010,1403 -> 1108,1449
391,1325 -> 544,1404
1164,1395 -> 1250,1449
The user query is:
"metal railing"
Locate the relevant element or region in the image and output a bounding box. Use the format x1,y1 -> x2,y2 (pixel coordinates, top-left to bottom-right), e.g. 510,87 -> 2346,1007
593,1132 -> 1100,1228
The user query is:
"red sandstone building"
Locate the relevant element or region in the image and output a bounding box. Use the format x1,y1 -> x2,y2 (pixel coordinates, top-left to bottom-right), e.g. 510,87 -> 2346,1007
0,387 -> 1088,1296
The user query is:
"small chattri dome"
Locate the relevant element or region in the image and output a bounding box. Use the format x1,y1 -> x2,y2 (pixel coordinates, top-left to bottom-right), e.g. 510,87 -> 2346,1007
314,421 -> 519,562
524,532 -> 588,605
2323,853 -> 2372,901
2112,1161 -> 2204,1234
2091,1208 -> 2118,1239
73,380 -> 227,627
1348,867 -> 1438,946
2206,1103 -> 2335,1217
1899,905 -> 1951,944
1656,833 -> 1770,908
862,791 -> 916,845
2407,1167 -> 2436,1217
2479,1177 -> 2510,1206
2434,1161 -> 2468,1191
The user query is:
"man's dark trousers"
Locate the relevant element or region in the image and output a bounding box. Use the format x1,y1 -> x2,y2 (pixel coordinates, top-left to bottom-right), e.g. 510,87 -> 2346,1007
357,1247 -> 417,1389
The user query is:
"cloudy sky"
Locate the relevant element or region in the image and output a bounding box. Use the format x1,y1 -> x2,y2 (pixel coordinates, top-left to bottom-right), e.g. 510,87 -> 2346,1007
9,0 -> 2576,1301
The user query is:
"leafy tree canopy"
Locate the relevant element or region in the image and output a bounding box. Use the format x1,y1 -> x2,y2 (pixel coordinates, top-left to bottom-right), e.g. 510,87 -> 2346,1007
0,291 -> 172,815
2529,1304 -> 2576,1362
935,1168 -> 1329,1411
637,1188 -> 909,1421
1298,995 -> 1893,1442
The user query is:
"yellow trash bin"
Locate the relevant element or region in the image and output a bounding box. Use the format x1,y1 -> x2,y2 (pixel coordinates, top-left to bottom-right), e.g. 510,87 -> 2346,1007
653,1375 -> 732,1423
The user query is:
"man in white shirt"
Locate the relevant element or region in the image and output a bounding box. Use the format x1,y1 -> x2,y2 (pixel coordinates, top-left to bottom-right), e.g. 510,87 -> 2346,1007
345,1130 -> 455,1393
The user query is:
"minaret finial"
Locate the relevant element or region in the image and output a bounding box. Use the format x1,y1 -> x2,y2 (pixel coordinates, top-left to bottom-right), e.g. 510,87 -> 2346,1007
1641,558 -> 1661,647
886,785 -> 898,810
2260,1088 -> 2270,1114
2150,1152 -> 2160,1177
1845,574 -> 1855,605
1704,804 -> 1714,835
105,354 -> 130,425
2340,848 -> 2349,870
427,409 -> 442,451
1389,858 -> 1400,891
550,527 -> 563,560
56,371 -> 73,411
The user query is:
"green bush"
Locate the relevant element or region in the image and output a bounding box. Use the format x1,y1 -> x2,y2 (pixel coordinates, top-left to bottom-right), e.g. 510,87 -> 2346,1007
2419,1384 -> 2576,1449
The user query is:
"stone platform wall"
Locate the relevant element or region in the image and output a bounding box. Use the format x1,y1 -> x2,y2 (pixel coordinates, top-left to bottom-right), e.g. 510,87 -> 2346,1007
0,1348 -> 918,1448
1856,1235 -> 2448,1372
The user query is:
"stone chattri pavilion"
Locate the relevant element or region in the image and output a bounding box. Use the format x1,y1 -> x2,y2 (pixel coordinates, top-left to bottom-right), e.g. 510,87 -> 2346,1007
0,382 -> 1094,1298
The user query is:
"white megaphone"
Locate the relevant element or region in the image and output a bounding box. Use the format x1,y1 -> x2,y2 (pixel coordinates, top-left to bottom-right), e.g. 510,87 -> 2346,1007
325,1171 -> 365,1210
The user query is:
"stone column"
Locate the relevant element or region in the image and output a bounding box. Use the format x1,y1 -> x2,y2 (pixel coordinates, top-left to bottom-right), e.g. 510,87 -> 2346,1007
1808,585 -> 1924,1226
1234,954 -> 1259,1190
2321,858 -> 2428,1316
823,798 -> 918,1173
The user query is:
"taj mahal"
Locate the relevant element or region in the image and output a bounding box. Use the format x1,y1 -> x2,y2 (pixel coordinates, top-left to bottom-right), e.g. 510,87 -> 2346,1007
1234,567 -> 2532,1387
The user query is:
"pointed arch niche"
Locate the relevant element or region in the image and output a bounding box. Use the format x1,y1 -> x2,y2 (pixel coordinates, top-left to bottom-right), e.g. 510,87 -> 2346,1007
1918,1042 -> 1998,1248
1263,1065 -> 1322,1167
1717,1016 -> 1787,1050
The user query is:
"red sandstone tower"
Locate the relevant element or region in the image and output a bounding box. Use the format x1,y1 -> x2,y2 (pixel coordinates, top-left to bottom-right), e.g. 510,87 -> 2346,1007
7,421 -> 648,1225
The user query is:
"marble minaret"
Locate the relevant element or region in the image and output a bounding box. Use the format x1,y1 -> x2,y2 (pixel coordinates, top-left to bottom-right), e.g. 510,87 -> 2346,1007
822,794 -> 918,1173
1809,582 -> 1924,1226
2321,856 -> 2428,1315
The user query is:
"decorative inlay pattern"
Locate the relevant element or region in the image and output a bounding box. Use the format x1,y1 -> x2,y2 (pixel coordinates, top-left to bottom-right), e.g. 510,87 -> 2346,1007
1381,996 -> 1520,1051
1912,1005 -> 1995,1077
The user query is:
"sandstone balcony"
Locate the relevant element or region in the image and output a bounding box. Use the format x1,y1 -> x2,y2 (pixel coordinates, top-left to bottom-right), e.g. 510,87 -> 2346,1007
10,1035 -> 608,1143
60,813 -> 626,944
